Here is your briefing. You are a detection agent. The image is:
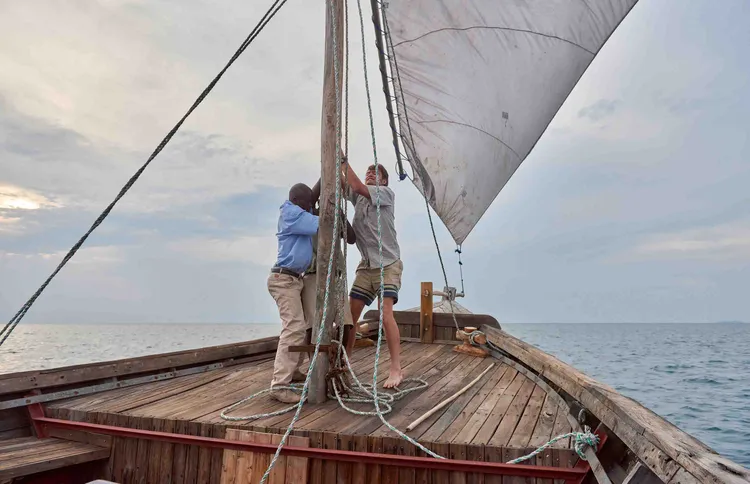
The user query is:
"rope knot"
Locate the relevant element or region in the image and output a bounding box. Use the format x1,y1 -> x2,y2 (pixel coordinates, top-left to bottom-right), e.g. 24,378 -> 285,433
572,426 -> 599,460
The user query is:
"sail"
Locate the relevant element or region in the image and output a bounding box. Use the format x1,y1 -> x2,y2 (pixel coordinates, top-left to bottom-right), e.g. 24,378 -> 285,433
380,0 -> 638,244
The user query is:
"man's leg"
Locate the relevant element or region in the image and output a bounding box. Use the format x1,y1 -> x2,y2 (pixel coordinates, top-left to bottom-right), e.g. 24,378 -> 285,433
297,273 -> 317,379
380,296 -> 403,388
267,273 -> 306,403
381,260 -> 404,388
345,296 -> 367,354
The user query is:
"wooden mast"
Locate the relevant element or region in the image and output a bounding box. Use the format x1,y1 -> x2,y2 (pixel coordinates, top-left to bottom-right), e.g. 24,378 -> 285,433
310,0 -> 344,404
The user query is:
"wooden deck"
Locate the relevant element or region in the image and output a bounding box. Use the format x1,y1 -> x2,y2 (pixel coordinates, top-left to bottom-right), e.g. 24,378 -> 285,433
0,436 -> 110,480
47,342 -> 574,453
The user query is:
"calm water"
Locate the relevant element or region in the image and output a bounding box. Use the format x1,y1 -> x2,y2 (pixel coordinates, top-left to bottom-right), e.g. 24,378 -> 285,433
1,323 -> 747,466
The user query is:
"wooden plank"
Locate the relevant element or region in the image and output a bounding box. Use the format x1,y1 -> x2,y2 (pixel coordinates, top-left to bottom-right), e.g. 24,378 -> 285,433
250,432 -> 273,483
472,371 -> 523,445
428,365 -> 509,443
488,379 -> 535,448
452,368 -> 518,446
365,310 -> 501,330
286,434 -> 310,484
501,448 -> 526,484
668,468 -> 702,484
311,343 -> 443,434
415,361 -> 500,442
420,282 -> 434,343
449,442 -> 467,484
171,419 -> 189,484
351,434 -> 368,484
0,337 -> 279,395
337,432 -> 353,484
507,384 -> 546,448
482,326 -> 750,484
307,431 -> 325,484
0,437 -> 110,480
381,436 -> 400,484
268,433 -> 287,483
147,418 -> 165,484
368,436 -> 383,484
184,421 -> 202,484
414,441 -> 432,484
549,405 -> 571,450
158,418 -> 176,483
527,395 -> 558,449
322,432 -> 338,484
431,442 -> 451,484
366,353 -> 484,438
466,444 -> 484,484
623,462 -> 663,484
482,446 -> 502,484
399,437 -> 416,484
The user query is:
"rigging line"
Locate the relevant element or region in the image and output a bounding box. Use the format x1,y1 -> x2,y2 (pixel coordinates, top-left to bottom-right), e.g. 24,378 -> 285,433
356,0 -> 443,460
0,0 -> 290,347
369,0 -> 406,181
456,245 -> 465,295
257,0 -> 347,481
381,8 -> 462,332
380,3 -> 419,179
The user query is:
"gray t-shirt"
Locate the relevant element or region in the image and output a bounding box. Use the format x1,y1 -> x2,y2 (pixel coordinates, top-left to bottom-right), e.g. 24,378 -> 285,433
350,185 -> 400,269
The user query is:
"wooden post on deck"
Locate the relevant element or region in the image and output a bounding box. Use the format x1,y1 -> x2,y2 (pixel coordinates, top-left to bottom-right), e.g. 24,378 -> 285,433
420,282 -> 434,344
310,0 -> 344,405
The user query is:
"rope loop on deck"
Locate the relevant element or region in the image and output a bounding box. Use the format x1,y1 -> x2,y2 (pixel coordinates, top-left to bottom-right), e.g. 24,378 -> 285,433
505,426 -> 600,464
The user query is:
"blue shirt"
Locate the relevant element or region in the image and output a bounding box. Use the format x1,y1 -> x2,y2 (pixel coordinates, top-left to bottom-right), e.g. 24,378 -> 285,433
273,200 -> 319,274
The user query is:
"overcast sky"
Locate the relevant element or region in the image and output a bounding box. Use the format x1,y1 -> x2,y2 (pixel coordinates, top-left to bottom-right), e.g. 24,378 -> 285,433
0,0 -> 748,326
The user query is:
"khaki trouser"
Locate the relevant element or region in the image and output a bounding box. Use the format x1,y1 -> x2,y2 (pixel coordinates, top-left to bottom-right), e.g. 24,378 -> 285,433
268,272 -> 309,388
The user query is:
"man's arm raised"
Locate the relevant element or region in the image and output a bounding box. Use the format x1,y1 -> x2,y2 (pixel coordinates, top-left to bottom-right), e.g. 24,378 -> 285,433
341,155 -> 371,201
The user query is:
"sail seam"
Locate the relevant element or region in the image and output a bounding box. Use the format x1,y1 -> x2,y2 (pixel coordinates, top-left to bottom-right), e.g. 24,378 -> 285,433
392,26 -> 595,55
416,119 -> 523,161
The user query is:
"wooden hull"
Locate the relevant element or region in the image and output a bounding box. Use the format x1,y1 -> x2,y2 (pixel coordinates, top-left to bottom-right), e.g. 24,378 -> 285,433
0,317 -> 747,484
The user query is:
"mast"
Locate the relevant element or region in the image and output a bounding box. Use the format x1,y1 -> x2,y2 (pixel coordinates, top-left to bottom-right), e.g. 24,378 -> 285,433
310,0 -> 344,404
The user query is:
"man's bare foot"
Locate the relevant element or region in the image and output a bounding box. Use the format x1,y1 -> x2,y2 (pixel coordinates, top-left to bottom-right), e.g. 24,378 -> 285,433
383,370 -> 404,389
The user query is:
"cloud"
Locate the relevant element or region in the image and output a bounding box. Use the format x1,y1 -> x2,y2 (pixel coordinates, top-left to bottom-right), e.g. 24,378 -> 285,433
168,235 -> 278,267
0,184 -> 61,210
618,222 -> 750,262
578,99 -> 619,122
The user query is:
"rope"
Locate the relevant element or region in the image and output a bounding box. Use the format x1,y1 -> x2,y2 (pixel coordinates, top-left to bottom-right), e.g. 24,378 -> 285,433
252,0 -> 347,482
377,1 -> 463,332
455,245 -> 465,296
0,0 -> 291,348
353,0 -> 442,460
505,426 -> 600,464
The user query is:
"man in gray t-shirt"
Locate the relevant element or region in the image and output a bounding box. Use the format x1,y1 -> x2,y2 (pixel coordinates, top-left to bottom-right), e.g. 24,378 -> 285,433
342,159 -> 404,389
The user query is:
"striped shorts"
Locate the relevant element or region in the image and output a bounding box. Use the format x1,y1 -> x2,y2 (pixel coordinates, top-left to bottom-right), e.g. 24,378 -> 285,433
349,259 -> 403,306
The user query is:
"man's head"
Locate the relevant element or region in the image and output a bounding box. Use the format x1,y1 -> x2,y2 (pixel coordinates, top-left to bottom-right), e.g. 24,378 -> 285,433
364,164 -> 389,186
289,183 -> 313,212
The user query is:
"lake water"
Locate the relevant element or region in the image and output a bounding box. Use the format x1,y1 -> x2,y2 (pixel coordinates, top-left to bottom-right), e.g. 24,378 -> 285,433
1,322 -> 747,466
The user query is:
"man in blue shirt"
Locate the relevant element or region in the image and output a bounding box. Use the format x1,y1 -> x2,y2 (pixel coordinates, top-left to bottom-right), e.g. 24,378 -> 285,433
268,183 -> 319,404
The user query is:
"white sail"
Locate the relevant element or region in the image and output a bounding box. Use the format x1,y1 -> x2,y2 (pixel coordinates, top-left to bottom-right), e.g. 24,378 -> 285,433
381,0 -> 639,244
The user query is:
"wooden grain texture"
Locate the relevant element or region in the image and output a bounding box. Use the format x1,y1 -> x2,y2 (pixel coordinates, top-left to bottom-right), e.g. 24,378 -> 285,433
310,0 -> 345,405
364,310 -> 501,331
0,337 -> 278,396
220,429 -> 310,484
483,326 -> 750,484
421,282 -> 434,344
0,437 -> 110,480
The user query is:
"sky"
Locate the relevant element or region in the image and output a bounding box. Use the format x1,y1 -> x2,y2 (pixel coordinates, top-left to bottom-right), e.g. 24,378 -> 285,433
0,0 -> 748,326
